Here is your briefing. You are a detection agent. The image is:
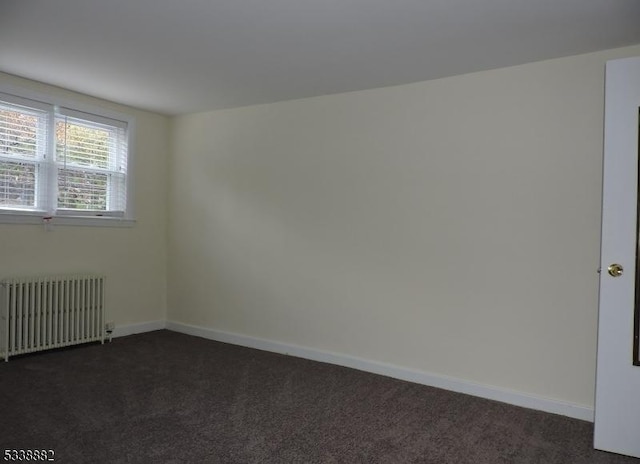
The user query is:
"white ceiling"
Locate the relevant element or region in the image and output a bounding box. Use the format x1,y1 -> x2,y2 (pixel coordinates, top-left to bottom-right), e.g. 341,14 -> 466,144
1,0 -> 639,115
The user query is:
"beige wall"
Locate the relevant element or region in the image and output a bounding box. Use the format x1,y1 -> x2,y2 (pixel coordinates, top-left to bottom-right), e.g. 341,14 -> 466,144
0,72 -> 170,326
168,44 -> 640,409
8,43 -> 640,414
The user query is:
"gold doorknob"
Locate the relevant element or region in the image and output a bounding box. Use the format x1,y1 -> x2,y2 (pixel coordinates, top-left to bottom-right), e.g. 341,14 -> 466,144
608,263 -> 624,277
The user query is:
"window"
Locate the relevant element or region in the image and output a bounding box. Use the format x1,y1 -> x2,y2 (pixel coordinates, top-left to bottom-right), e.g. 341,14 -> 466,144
0,90 -> 133,226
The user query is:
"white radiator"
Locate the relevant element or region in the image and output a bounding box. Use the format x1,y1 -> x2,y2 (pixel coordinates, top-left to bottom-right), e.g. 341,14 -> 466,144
0,275 -> 106,361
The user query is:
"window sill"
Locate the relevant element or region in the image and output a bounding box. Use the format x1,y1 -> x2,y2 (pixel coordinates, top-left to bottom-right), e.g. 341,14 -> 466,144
0,212 -> 135,228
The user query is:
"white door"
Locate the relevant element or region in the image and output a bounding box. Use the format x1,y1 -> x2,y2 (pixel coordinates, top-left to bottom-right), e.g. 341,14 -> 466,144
594,56 -> 640,458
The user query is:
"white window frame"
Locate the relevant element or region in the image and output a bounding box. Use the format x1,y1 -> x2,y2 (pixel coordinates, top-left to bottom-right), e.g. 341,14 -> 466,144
0,84 -> 135,227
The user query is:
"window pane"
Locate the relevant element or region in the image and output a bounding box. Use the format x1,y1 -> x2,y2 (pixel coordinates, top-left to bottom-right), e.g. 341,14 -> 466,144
58,169 -> 107,210
55,113 -> 127,213
0,160 -> 36,208
56,119 -> 110,169
0,106 -> 39,158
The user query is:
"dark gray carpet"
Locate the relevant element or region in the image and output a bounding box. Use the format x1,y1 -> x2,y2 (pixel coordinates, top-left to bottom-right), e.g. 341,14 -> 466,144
0,330 -> 637,464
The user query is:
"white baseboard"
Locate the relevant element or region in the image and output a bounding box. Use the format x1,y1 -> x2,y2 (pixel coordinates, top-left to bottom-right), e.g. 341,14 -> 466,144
165,320 -> 594,422
112,320 -> 166,338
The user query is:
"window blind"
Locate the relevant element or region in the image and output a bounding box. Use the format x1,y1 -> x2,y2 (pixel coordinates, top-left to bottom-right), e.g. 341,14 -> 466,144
0,92 -> 130,219
55,110 -> 128,215
0,101 -> 48,211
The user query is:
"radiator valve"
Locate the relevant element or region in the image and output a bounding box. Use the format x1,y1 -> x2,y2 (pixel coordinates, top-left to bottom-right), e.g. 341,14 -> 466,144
105,321 -> 115,342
